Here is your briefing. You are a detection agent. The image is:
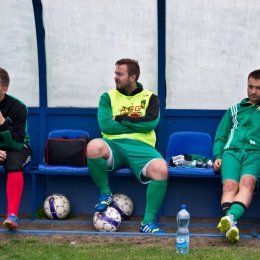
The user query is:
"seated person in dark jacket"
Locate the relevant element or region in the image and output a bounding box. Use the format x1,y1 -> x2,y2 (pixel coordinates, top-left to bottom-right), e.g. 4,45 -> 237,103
0,67 -> 32,230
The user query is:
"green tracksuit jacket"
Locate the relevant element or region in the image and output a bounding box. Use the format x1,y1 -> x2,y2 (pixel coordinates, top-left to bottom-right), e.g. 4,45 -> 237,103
214,98 -> 260,161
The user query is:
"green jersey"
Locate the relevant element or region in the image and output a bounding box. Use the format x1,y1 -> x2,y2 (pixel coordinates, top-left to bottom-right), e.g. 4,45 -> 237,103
98,82 -> 160,147
214,98 -> 260,160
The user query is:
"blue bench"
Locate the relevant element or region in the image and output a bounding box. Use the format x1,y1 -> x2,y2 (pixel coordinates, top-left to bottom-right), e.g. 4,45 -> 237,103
33,129 -> 135,220
33,167 -> 134,220
30,130 -> 220,220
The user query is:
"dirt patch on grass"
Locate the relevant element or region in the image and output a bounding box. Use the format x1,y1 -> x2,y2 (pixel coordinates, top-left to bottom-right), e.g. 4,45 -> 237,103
0,214 -> 260,248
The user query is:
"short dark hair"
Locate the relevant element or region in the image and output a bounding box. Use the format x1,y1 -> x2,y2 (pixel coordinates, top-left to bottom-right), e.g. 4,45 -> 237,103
115,58 -> 140,81
0,67 -> 10,87
248,69 -> 260,81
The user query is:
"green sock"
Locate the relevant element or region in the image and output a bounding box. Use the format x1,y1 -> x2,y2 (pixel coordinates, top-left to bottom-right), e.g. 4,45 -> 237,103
226,203 -> 246,222
142,179 -> 167,224
87,157 -> 111,195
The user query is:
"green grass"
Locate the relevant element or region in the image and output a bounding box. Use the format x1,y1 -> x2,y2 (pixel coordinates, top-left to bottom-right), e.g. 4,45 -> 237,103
0,238 -> 260,260
27,207 -> 76,220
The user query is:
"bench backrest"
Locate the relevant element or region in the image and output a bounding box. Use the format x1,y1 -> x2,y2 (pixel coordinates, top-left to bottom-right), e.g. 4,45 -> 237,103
47,129 -> 90,139
165,131 -> 213,164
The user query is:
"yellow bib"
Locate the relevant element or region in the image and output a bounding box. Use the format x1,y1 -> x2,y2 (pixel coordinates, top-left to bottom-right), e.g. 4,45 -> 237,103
102,89 -> 156,147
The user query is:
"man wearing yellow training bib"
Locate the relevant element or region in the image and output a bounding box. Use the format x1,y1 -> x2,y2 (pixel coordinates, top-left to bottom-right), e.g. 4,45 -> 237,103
87,58 -> 168,234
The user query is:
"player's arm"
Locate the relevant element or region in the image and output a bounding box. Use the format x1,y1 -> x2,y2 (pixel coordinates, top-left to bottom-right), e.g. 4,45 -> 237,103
98,93 -> 135,135
0,106 -> 27,150
114,94 -> 160,133
213,108 -> 232,161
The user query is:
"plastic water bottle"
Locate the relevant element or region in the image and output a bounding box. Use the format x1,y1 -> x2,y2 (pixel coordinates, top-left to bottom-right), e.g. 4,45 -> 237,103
181,160 -> 196,167
176,204 -> 190,254
171,155 -> 213,168
171,155 -> 196,167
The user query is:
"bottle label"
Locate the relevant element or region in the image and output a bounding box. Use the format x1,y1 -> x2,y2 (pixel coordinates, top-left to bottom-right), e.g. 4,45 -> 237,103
176,237 -> 189,248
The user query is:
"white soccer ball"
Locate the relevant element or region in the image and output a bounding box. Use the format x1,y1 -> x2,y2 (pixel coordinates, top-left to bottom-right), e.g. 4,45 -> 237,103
93,207 -> 121,232
111,193 -> 134,220
43,193 -> 70,220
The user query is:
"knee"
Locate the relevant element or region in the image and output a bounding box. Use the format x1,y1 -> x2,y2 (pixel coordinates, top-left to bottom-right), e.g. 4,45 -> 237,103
147,159 -> 168,180
161,162 -> 169,179
4,160 -> 24,172
87,139 -> 102,158
240,175 -> 256,191
158,168 -> 168,180
4,164 -> 23,172
87,139 -> 108,158
223,180 -> 238,193
156,160 -> 168,179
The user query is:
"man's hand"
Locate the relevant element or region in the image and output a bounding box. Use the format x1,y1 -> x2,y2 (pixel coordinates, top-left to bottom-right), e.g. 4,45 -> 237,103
0,111 -> 5,125
213,159 -> 222,172
0,150 -> 7,162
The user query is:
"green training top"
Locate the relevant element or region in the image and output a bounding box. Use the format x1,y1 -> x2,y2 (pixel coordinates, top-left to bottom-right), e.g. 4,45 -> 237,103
98,82 -> 160,147
214,98 -> 260,160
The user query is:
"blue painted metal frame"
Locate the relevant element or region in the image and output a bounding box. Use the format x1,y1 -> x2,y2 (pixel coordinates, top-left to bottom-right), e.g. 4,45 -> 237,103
30,0 -> 226,162
156,0 -> 166,154
1,217 -> 260,238
24,0 -> 234,220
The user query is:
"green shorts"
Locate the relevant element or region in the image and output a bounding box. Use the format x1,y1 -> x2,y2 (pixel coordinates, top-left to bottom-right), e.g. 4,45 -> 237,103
221,150 -> 260,191
101,138 -> 164,183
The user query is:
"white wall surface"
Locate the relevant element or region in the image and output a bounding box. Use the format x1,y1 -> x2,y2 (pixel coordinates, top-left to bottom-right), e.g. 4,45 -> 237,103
166,0 -> 260,110
0,1 -> 39,107
42,0 -> 158,107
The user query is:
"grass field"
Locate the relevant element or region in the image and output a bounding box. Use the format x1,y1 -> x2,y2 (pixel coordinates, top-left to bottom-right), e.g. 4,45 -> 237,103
0,237 -> 260,260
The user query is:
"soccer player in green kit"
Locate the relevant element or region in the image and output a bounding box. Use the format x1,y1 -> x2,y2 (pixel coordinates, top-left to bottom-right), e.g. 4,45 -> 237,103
87,58 -> 168,233
214,69 -> 260,242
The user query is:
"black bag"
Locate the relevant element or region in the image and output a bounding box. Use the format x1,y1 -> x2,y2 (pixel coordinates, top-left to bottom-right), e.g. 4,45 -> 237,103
45,134 -> 90,166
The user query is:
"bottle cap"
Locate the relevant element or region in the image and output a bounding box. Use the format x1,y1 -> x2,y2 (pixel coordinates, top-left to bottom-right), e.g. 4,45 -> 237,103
181,204 -> 186,209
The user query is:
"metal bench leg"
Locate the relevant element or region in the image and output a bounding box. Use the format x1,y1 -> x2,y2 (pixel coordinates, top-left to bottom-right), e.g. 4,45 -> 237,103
31,173 -> 36,220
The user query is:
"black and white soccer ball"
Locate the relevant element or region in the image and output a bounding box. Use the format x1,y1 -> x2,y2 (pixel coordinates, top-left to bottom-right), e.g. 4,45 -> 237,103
111,193 -> 134,220
93,207 -> 121,232
43,193 -> 70,220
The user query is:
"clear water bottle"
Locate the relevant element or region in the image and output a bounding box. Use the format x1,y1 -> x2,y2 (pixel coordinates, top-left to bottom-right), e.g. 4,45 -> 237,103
171,155 -> 213,168
176,204 -> 190,254
181,160 -> 196,167
171,155 -> 196,167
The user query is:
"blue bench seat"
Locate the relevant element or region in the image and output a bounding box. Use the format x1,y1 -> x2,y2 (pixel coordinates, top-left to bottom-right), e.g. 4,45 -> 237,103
166,131 -> 217,177
168,167 -> 216,176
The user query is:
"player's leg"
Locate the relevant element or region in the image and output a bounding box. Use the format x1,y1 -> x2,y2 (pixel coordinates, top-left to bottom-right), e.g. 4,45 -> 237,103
221,179 -> 239,216
87,139 -> 113,211
125,141 -> 168,233
228,174 -> 256,219
224,175 -> 256,243
3,147 -> 32,230
143,158 -> 168,224
219,150 -> 260,242
218,180 -> 240,240
217,150 -> 240,234
140,158 -> 168,233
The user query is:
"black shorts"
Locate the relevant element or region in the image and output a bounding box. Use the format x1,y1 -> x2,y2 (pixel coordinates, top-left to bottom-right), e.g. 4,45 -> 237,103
1,145 -> 32,173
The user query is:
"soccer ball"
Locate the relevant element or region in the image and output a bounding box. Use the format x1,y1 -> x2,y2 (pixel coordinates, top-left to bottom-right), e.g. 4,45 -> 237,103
111,193 -> 134,220
93,207 -> 121,232
43,193 -> 70,220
